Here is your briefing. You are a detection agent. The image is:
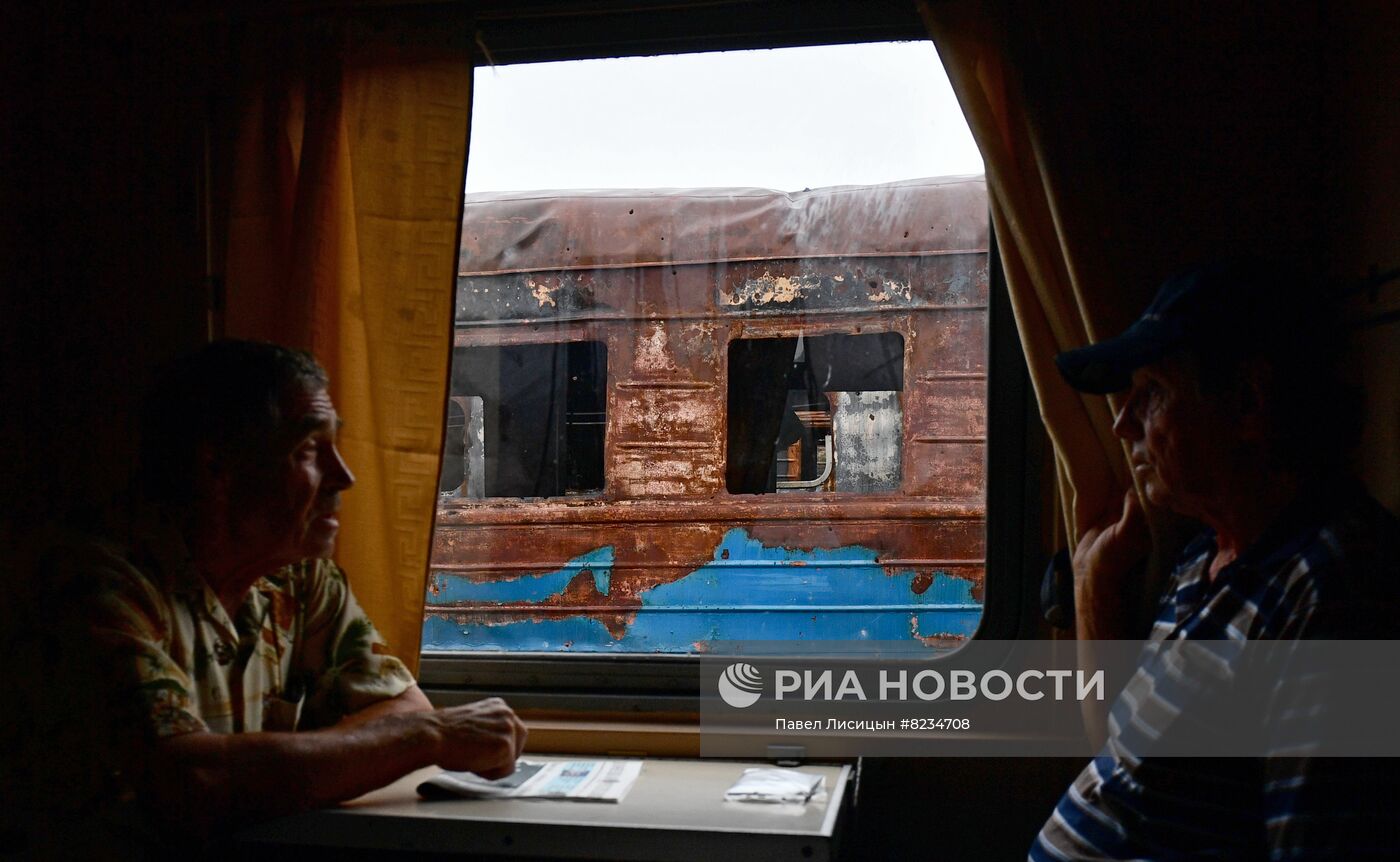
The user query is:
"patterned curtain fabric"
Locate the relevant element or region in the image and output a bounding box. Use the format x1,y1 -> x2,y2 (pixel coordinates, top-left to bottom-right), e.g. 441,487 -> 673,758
917,1 -> 1133,550
919,0 -> 1182,750
222,14 -> 472,674
918,0 -> 1324,563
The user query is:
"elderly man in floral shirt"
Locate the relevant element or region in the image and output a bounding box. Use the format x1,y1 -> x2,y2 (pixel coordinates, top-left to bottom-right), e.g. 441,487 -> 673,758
52,341 -> 526,847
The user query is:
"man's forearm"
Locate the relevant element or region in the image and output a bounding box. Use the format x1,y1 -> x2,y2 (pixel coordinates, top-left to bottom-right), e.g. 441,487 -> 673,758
143,694 -> 525,837
149,708 -> 441,835
1075,567 -> 1130,642
336,684 -> 435,728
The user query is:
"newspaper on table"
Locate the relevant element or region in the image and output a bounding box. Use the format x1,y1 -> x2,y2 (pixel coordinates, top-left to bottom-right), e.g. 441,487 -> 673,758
418,759 -> 642,803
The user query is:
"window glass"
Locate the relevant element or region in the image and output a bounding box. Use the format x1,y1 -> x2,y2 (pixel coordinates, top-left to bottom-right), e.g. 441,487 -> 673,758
424,43 -> 988,657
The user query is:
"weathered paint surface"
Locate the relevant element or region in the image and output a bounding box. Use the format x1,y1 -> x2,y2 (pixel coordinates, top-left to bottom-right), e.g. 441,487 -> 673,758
720,266 -> 922,310
427,546 -> 612,604
456,270 -> 614,322
832,390 -> 902,492
431,179 -> 991,655
422,529 -> 981,652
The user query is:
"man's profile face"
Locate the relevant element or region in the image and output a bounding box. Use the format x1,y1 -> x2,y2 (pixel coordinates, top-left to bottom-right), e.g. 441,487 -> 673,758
1112,355 -> 1236,520
231,385 -> 355,565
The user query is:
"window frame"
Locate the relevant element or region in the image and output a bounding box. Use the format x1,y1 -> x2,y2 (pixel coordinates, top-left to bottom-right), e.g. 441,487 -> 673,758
723,329 -> 909,497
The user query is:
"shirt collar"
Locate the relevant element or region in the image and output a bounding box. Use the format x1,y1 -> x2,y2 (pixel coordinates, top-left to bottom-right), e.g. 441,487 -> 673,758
125,502 -> 285,636
1191,478 -> 1362,582
1233,478 -> 1361,575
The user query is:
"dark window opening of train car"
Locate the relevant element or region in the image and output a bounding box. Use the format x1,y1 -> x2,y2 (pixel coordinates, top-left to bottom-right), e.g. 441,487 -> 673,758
423,42 -> 990,659
438,342 -> 607,499
727,332 -> 905,494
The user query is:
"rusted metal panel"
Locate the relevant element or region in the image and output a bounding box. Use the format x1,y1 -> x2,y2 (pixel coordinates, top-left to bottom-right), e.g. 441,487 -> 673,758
831,391 -> 902,493
459,176 -> 988,276
716,255 -> 986,314
429,178 -> 990,653
606,316 -> 725,498
454,254 -> 984,325
455,270 -> 613,322
918,378 -> 989,439
424,512 -> 985,651
422,534 -> 982,652
434,497 -> 984,527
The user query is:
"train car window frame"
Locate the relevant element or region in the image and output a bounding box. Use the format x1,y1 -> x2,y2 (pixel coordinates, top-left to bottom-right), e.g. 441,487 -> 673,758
725,330 -> 907,496
438,340 -> 608,501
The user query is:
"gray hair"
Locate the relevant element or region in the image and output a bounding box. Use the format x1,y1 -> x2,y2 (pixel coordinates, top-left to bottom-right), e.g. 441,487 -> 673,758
136,340 -> 329,506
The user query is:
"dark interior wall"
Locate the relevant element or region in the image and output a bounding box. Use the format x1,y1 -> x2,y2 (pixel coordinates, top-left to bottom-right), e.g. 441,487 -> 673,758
844,757 -> 1085,861
1006,2 -> 1326,331
2,4 -> 212,547
1323,1 -> 1400,514
1,7 -> 214,846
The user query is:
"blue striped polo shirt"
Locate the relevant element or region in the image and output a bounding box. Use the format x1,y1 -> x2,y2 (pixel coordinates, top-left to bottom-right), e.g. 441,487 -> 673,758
1032,484 -> 1400,861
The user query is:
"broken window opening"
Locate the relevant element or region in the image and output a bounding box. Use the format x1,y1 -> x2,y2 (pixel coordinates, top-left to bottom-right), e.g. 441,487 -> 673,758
439,341 -> 607,499
726,331 -> 904,494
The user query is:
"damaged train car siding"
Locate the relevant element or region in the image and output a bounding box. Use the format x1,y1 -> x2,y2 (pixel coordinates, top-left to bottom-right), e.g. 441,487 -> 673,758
426,177 -> 989,653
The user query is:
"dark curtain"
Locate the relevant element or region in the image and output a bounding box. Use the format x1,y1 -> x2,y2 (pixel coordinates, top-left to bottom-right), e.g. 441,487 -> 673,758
804,332 -> 905,392
726,337 -> 797,493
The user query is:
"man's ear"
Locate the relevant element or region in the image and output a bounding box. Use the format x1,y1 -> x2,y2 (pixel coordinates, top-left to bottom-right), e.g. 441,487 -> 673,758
194,443 -> 232,504
1234,358 -> 1274,443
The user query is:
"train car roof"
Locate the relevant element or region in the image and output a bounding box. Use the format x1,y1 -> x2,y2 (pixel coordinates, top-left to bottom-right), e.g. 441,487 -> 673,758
458,174 -> 987,276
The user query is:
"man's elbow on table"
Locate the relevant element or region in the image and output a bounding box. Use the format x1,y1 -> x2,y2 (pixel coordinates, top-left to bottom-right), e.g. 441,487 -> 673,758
136,694 -> 525,838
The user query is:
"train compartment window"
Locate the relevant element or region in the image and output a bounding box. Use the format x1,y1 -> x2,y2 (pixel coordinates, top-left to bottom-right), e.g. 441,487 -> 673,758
421,43 -> 1002,667
726,332 -> 905,494
437,341 -> 607,499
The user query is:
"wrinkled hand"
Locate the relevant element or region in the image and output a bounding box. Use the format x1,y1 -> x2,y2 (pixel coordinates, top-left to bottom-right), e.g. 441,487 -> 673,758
429,697 -> 528,779
1073,488 -> 1151,640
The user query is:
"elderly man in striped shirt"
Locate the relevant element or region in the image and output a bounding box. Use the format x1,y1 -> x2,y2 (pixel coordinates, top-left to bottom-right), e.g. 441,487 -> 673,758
1033,260 -> 1400,860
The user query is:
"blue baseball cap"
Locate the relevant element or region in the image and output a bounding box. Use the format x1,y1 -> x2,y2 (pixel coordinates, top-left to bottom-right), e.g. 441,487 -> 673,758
1054,258 -> 1297,394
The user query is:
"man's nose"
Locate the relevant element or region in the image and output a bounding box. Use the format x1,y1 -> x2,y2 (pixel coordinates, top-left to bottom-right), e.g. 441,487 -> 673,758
327,444 -> 356,490
1112,398 -> 1142,441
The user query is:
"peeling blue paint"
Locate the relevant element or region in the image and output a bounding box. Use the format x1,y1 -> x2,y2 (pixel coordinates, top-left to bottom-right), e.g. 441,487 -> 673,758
643,529 -> 976,608
422,528 -> 981,652
427,546 -> 612,605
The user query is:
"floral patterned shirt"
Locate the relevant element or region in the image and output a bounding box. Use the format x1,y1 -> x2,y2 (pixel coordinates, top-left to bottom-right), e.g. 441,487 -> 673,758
77,511 -> 416,736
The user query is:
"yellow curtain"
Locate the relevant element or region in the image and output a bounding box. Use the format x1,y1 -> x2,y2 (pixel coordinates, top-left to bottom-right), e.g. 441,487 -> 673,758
223,14 -> 472,674
918,1 -> 1132,551
919,1 -> 1326,640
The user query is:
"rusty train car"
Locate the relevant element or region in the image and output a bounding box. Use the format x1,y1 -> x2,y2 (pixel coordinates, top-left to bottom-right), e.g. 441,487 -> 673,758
422,176 -> 990,653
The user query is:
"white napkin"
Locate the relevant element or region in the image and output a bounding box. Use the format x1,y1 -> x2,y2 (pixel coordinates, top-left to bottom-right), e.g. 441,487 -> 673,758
723,768 -> 825,804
